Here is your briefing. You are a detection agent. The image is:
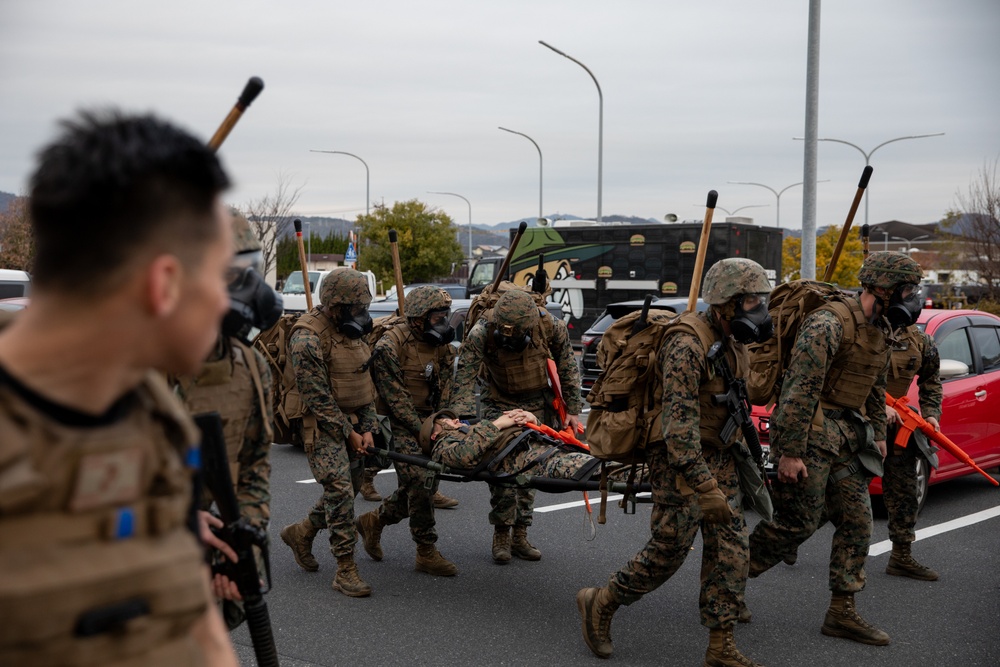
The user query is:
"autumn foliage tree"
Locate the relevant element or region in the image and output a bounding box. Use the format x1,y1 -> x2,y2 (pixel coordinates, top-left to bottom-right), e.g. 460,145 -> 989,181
0,196 -> 35,271
781,225 -> 863,287
356,200 -> 463,284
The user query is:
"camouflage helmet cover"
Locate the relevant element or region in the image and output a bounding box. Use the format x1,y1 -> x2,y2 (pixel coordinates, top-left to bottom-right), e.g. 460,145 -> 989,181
493,289 -> 540,333
858,251 -> 923,289
230,209 -> 261,254
320,268 -> 372,307
419,409 -> 458,455
404,285 -> 452,319
702,258 -> 772,305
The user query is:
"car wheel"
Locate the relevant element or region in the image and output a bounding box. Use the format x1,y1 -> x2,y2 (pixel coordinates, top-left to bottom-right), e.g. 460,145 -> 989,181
914,456 -> 930,514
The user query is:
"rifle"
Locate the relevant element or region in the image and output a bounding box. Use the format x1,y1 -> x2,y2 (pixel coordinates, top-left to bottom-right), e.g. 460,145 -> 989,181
885,393 -> 999,487
194,413 -> 279,667
531,253 -> 548,294
707,341 -> 768,480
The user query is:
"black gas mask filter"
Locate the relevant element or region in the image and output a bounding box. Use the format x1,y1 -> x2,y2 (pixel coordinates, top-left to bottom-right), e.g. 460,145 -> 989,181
493,323 -> 531,353
886,283 -> 923,329
730,295 -> 773,344
222,267 -> 284,344
421,309 -> 455,347
337,304 -> 374,340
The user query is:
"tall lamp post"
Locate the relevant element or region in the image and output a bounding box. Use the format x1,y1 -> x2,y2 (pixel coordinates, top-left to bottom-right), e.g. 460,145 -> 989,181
728,180 -> 830,228
539,40 -> 603,223
309,150 -> 370,217
428,191 -> 472,259
499,126 -> 543,221
696,204 -> 769,217
792,133 -> 944,227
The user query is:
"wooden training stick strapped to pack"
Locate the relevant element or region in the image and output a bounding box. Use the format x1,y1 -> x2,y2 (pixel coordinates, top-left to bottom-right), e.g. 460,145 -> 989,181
493,221 -> 529,291
293,219 -> 312,311
389,229 -> 405,316
823,166 -> 873,282
207,76 -> 264,152
687,190 -> 718,312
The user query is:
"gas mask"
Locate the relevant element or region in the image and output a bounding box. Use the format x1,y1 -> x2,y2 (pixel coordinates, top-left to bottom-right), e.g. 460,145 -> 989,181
222,267 -> 284,344
730,295 -> 773,345
886,283 -> 923,329
421,309 -> 455,347
337,304 -> 374,340
492,323 -> 532,353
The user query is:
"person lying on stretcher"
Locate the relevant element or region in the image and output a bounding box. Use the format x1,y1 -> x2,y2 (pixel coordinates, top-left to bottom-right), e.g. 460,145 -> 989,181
419,408 -> 595,480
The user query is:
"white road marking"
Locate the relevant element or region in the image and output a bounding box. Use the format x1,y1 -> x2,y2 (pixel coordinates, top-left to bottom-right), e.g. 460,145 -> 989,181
296,468 -> 397,484
869,504 -> 1000,556
534,492 -> 651,513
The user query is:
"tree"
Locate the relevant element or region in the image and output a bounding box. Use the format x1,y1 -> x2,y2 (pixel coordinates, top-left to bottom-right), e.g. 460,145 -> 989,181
274,230 -> 349,280
356,200 -> 463,284
953,157 -> 1000,300
0,196 -> 35,271
781,225 -> 863,287
237,172 -> 304,279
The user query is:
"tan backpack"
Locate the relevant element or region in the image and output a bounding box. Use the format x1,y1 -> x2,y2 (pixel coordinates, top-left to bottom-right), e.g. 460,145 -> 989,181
253,312 -> 301,445
463,280 -> 549,341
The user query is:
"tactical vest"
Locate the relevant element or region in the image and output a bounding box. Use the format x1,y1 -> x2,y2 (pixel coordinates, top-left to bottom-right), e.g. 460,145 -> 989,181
0,370 -> 208,667
379,323 -> 455,416
886,325 -> 924,398
482,309 -> 553,395
669,312 -> 747,450
178,338 -> 269,499
288,309 -> 376,413
817,300 -> 889,411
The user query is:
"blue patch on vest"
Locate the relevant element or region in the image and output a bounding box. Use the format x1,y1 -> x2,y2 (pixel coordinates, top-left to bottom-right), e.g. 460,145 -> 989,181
185,446 -> 201,469
115,507 -> 135,539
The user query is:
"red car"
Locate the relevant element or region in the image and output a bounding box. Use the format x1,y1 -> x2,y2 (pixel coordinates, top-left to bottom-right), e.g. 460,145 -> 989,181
752,308 -> 1000,511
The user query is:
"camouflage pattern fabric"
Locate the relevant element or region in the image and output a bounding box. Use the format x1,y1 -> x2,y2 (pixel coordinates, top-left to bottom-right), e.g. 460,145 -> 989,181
493,289 -> 540,334
701,257 -> 772,305
230,209 -> 261,253
748,306 -> 888,592
320,268 -> 373,308
431,420 -> 595,480
858,251 -> 922,289
404,285 -> 451,318
449,313 -> 582,528
601,314 -> 749,629
370,326 -> 455,545
289,318 -> 378,558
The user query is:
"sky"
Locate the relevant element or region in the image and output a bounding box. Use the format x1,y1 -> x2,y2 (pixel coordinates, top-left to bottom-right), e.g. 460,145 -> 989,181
1,1 -> 998,232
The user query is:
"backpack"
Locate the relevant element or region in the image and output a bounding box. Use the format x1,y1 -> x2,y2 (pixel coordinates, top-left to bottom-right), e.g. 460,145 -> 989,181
365,314 -> 406,415
253,312 -> 302,445
584,309 -> 684,463
464,280 -> 549,342
746,280 -> 856,408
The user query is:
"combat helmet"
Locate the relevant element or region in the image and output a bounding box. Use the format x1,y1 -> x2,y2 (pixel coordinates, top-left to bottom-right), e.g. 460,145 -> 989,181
320,268 -> 372,308
702,258 -> 772,305
231,209 -> 263,274
405,285 -> 452,318
858,251 -> 922,290
419,409 -> 459,455
493,289 -> 540,332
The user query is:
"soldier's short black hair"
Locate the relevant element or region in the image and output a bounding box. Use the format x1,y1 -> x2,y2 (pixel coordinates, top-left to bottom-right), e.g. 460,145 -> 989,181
29,109 -> 231,293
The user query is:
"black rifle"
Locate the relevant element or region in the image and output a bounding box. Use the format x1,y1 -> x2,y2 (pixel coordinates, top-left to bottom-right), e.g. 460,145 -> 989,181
706,342 -> 768,483
532,253 -> 548,294
194,412 -> 279,667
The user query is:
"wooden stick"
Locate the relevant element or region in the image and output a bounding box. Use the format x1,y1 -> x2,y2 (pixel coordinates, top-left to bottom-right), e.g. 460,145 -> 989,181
293,219 -> 312,311
687,190 -> 718,312
824,166 -> 873,282
207,77 -> 264,152
389,230 -> 406,317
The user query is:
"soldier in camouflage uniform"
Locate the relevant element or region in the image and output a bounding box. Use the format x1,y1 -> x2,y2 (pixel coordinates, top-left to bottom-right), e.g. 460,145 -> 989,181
279,269 -> 380,597
748,251 -> 924,647
174,213 -> 280,629
450,288 -> 583,563
576,258 -> 773,666
355,285 -> 460,577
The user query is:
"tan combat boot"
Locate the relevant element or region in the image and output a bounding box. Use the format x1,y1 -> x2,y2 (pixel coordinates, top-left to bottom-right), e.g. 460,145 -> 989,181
576,586 -> 619,659
332,555 -> 372,597
355,511 -> 384,561
492,526 -> 512,564
511,525 -> 541,561
886,542 -> 939,581
821,592 -> 890,645
415,543 -> 459,576
704,627 -> 764,667
432,490 -> 459,509
280,518 -> 320,572
360,470 -> 382,502
737,601 -> 752,624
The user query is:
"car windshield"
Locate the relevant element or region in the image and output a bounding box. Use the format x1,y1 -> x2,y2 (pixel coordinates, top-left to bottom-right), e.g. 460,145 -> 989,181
283,271 -> 319,295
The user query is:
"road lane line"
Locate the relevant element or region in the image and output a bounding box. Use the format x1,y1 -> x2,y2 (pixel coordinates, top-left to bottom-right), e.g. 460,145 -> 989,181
296,468 -> 397,484
869,505 -> 1000,556
535,492 -> 651,513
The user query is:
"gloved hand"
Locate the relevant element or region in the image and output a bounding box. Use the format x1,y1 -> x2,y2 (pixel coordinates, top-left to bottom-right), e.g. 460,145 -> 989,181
695,479 -> 734,524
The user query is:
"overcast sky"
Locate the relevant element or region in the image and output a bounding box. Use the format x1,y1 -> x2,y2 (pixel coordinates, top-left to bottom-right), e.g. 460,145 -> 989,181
2,1 -> 998,232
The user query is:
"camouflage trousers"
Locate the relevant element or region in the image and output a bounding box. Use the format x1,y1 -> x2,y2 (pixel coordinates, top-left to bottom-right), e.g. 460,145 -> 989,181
608,445 -> 748,629
481,399 -> 552,528
374,422 -> 439,546
748,442 -> 873,593
883,425 -> 921,545
304,422 -> 363,558
434,430 -> 595,481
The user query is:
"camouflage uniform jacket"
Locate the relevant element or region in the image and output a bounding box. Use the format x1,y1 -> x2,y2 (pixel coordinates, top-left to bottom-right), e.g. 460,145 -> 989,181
657,312 -> 743,494
772,308 -> 888,459
372,324 -> 455,437
289,321 -> 378,441
888,325 -> 942,421
450,314 -> 582,418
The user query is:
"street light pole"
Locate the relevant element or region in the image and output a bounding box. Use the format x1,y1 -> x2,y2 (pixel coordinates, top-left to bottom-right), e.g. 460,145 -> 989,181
792,133 -> 944,226
696,204 -> 769,218
309,150 -> 370,217
728,180 -> 830,228
539,40 -> 603,223
428,191 -> 472,259
499,126 -> 543,221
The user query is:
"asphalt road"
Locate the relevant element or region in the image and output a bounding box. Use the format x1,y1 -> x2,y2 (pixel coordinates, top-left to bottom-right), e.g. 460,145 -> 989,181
233,444 -> 1000,667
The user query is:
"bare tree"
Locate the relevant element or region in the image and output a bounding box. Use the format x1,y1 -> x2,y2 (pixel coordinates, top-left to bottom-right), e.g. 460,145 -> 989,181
237,172 -> 304,279
955,157 -> 1000,300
